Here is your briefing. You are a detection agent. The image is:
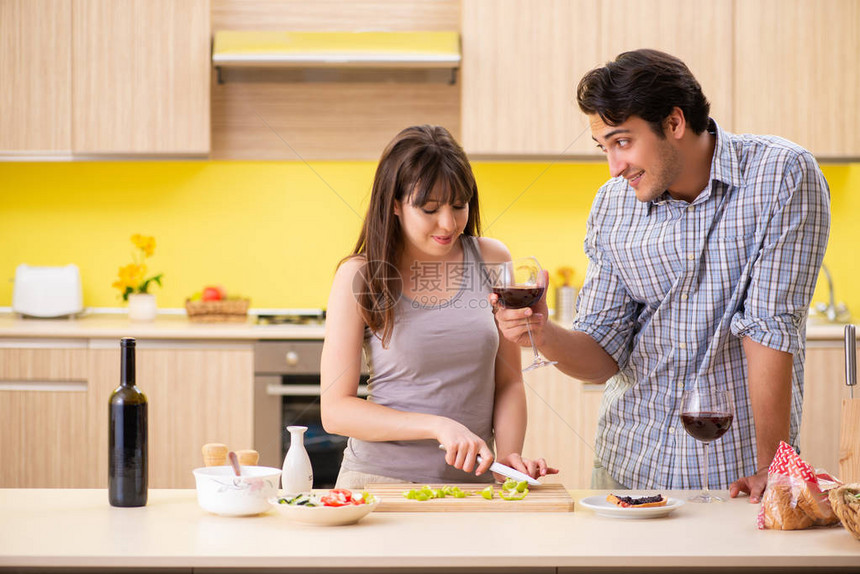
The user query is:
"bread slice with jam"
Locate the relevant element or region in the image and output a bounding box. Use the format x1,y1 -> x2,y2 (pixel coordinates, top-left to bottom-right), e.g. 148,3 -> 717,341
606,493 -> 667,508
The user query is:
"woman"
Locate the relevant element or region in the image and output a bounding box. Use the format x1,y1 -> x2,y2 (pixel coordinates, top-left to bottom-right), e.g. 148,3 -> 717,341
320,125 -> 556,489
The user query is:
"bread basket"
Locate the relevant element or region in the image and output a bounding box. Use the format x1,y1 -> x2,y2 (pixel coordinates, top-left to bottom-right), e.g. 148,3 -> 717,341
185,299 -> 250,323
828,483 -> 860,540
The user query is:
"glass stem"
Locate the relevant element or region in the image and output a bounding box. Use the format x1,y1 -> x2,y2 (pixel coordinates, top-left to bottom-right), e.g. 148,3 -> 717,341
526,320 -> 540,362
702,442 -> 710,496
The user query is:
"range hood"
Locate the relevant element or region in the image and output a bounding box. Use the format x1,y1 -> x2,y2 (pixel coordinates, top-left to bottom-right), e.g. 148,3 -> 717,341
212,31 -> 461,81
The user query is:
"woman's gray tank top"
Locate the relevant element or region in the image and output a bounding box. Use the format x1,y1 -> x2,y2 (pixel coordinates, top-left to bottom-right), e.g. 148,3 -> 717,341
340,235 -> 498,483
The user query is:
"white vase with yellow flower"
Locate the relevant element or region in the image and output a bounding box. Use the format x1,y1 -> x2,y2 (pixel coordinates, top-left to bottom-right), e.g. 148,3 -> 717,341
112,234 -> 163,322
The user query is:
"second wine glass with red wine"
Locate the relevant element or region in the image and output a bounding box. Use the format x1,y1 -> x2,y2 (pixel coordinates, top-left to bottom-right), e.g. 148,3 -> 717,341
680,389 -> 734,503
487,257 -> 557,372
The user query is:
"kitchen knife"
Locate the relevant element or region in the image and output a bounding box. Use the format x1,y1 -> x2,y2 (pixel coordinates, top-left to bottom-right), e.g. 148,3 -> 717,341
846,324 -> 856,399
438,445 -> 541,486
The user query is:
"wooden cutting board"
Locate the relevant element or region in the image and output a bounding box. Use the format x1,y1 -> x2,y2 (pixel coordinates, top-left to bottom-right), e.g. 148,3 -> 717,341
366,482 -> 574,512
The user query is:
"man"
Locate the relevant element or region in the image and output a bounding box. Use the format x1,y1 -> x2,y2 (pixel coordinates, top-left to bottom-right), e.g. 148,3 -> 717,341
494,49 -> 830,502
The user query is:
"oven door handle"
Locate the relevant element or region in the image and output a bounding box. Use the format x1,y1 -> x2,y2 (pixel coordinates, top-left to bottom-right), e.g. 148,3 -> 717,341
265,384 -> 368,397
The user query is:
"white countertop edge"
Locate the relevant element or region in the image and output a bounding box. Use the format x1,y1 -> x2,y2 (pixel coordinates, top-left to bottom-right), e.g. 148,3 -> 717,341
7,556 -> 859,569
1,489 -> 857,569
0,313 -> 325,341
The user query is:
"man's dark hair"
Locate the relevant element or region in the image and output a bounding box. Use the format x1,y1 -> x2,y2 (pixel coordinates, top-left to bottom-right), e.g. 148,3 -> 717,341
576,49 -> 711,136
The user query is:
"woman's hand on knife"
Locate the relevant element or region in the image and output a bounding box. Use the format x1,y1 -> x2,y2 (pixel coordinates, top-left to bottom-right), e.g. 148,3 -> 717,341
436,418 -> 494,475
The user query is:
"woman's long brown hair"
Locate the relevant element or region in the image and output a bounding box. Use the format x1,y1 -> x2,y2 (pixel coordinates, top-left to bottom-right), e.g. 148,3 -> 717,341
345,125 -> 481,347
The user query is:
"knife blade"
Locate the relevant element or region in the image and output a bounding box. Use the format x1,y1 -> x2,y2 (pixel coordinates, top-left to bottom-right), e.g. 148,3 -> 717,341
438,444 -> 541,486
481,456 -> 541,486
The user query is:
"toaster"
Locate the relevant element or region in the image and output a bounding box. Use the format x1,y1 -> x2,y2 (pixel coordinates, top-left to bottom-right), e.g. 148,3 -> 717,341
12,264 -> 84,318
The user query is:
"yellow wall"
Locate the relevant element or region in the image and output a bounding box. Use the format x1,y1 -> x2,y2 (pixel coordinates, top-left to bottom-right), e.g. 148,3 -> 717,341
1,161 -> 857,316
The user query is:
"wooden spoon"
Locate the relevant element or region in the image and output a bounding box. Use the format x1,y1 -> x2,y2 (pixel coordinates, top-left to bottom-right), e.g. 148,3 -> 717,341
228,451 -> 242,485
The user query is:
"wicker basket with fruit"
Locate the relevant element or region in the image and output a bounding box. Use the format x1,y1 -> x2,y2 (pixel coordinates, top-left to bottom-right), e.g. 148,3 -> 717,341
185,286 -> 249,323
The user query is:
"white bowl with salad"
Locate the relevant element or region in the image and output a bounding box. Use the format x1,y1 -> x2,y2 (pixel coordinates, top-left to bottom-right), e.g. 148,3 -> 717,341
270,488 -> 379,526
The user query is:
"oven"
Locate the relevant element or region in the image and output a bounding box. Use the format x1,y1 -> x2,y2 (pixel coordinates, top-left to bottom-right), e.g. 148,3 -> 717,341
253,339 -> 367,489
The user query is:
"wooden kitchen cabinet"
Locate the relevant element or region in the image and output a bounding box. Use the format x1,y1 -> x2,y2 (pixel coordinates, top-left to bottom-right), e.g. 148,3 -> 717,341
0,342 -> 91,487
598,0 -> 734,132
734,0 -> 860,158
0,0 -> 72,155
0,339 -> 253,489
0,0 -> 210,157
520,349 -> 603,489
73,0 -> 210,155
461,0 -> 733,157
461,0 -> 600,156
799,341 -> 855,474
462,0 -> 860,159
89,341 -> 254,489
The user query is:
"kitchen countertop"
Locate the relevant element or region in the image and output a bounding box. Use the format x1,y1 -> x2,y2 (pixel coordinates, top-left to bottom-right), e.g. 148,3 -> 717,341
0,489 -> 857,571
0,313 -> 850,342
0,313 -> 325,340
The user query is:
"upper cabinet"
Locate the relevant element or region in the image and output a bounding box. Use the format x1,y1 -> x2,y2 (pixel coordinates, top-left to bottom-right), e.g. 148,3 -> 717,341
461,0 -> 599,157
3,0 -> 859,160
734,0 -> 860,158
598,0 -> 734,137
0,0 -> 72,155
461,0 -> 859,159
461,0 -> 732,158
0,0 -> 210,158
73,0 -> 210,155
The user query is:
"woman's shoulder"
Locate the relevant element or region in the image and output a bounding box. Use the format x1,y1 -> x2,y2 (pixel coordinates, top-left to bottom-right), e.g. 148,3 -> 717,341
331,255 -> 367,292
474,237 -> 512,265
336,254 -> 366,275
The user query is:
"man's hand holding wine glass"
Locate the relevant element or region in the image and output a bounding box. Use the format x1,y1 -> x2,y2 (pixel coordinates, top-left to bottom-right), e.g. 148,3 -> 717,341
490,268 -> 550,348
487,259 -> 556,372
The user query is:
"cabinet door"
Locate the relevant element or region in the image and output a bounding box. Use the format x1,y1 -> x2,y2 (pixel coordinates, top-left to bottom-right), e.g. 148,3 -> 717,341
799,343 -> 854,473
599,0 -> 734,131
0,0 -> 72,154
461,0 -> 600,156
0,345 -> 90,488
72,0 -> 210,154
735,0 -> 860,157
90,343 -> 254,489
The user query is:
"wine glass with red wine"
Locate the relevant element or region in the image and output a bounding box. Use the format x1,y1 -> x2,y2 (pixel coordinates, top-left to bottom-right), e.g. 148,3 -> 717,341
680,389 -> 734,503
487,257 -> 557,372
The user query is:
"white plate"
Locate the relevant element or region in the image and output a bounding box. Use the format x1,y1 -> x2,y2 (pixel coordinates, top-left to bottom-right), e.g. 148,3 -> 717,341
270,498 -> 379,526
579,495 -> 684,519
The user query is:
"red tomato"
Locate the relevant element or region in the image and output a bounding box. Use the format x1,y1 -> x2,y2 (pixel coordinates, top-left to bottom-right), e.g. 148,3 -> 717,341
320,488 -> 357,507
201,286 -> 222,301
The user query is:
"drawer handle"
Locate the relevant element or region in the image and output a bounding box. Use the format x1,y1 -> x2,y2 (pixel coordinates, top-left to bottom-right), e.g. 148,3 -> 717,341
265,384 -> 368,397
0,380 -> 87,392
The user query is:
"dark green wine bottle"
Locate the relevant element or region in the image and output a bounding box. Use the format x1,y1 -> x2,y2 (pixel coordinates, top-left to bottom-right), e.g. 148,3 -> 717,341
108,337 -> 148,507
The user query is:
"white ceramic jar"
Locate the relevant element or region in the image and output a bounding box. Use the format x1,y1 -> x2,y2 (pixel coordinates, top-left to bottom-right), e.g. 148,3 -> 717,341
282,425 -> 313,495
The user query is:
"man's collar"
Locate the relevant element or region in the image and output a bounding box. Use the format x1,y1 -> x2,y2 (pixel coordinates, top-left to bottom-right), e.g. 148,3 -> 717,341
646,118 -> 742,215
708,118 -> 744,189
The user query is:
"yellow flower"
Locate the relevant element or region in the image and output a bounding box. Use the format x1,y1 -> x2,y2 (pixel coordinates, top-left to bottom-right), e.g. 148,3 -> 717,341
113,235 -> 163,301
556,266 -> 575,287
112,264 -> 143,291
131,234 -> 156,258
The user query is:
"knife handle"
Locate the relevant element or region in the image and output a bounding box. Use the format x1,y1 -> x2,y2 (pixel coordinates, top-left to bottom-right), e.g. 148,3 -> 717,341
846,325 -> 857,388
438,444 -> 493,463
